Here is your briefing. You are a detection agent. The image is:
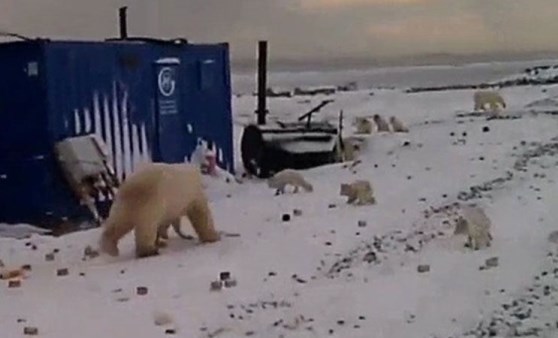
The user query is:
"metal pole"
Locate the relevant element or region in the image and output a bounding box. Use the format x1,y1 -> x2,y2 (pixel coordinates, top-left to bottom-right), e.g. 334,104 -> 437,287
119,6 -> 128,39
255,40 -> 268,125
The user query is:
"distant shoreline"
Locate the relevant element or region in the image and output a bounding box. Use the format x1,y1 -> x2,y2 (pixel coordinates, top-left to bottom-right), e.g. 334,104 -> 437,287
231,52 -> 558,74
231,56 -> 558,94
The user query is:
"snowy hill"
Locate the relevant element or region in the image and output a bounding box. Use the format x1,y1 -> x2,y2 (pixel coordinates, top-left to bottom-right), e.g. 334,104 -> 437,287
3,76 -> 558,337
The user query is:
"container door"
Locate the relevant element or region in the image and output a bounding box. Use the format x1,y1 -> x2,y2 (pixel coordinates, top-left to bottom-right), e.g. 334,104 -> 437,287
154,59 -> 184,163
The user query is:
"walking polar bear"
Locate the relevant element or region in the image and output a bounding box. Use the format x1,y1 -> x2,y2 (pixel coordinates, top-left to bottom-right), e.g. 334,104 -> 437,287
99,162 -> 220,258
473,90 -> 506,115
454,204 -> 493,250
340,179 -> 376,205
267,169 -> 313,195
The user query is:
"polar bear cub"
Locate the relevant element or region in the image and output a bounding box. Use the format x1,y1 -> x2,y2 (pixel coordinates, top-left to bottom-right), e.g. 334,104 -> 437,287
389,116 -> 409,133
373,114 -> 390,132
268,169 -> 313,195
99,162 -> 220,258
473,90 -> 506,115
354,117 -> 373,135
340,179 -> 376,205
454,205 -> 493,250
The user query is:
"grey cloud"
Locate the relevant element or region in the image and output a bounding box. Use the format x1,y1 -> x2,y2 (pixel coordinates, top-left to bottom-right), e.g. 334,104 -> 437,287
1,0 -> 558,61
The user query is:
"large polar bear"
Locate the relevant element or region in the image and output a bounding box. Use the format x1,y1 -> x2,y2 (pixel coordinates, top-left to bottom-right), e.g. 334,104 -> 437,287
473,90 -> 506,114
98,162 -> 220,258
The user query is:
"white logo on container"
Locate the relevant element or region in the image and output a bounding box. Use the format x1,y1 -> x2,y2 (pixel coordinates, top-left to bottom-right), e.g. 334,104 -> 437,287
158,67 -> 176,97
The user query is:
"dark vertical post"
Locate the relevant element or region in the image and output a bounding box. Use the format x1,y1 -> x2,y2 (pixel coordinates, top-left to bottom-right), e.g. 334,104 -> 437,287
119,6 -> 128,39
338,109 -> 344,151
255,40 -> 268,125
339,110 -> 344,136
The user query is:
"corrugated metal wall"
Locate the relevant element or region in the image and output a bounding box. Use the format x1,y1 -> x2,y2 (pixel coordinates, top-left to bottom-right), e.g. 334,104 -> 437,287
45,42 -> 156,182
0,42 -> 56,224
0,39 -> 234,226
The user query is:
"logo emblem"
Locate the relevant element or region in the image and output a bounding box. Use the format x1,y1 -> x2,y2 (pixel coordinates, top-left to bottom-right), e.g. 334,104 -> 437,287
158,67 -> 176,97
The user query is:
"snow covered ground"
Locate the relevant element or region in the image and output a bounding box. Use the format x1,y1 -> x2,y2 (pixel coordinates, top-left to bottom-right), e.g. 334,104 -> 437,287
4,63 -> 558,337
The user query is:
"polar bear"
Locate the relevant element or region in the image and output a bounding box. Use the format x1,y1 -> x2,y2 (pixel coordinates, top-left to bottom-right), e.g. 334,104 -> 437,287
373,114 -> 390,132
354,117 -> 373,135
473,90 -> 506,115
340,179 -> 376,205
268,169 -> 313,195
98,162 -> 220,258
454,205 -> 493,250
389,116 -> 409,133
335,137 -> 360,162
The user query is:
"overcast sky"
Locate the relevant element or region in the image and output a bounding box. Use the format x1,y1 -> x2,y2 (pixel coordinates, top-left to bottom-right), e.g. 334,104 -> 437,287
2,0 -> 558,61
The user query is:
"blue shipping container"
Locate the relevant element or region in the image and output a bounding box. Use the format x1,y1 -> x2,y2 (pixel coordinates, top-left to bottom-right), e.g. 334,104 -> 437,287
0,38 -> 234,227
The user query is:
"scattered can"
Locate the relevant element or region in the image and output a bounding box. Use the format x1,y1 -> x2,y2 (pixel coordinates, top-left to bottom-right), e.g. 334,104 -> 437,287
137,286 -> 149,295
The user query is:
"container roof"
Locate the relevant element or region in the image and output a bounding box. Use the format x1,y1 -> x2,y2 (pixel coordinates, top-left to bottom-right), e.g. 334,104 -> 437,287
0,37 -> 228,48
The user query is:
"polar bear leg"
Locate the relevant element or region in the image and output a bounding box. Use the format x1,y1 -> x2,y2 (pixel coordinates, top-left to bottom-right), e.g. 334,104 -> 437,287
347,195 -> 357,204
186,198 -> 220,243
470,235 -> 480,251
135,219 -> 160,258
156,218 -> 183,246
157,218 -> 180,241
157,223 -> 170,240
156,222 -> 169,248
99,219 -> 135,257
474,100 -> 482,111
479,232 -> 491,248
366,195 -> 377,205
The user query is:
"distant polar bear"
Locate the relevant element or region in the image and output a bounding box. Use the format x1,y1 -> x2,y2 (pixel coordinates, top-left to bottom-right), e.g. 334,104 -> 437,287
473,90 -> 506,115
99,162 -> 220,258
268,169 -> 313,195
454,205 -> 493,250
340,179 -> 376,205
354,117 -> 373,135
335,137 -> 360,162
389,116 -> 409,133
373,114 -> 390,132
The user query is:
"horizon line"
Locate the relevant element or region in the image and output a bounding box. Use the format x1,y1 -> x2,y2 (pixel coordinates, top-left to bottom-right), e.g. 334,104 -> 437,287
231,50 -> 558,72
